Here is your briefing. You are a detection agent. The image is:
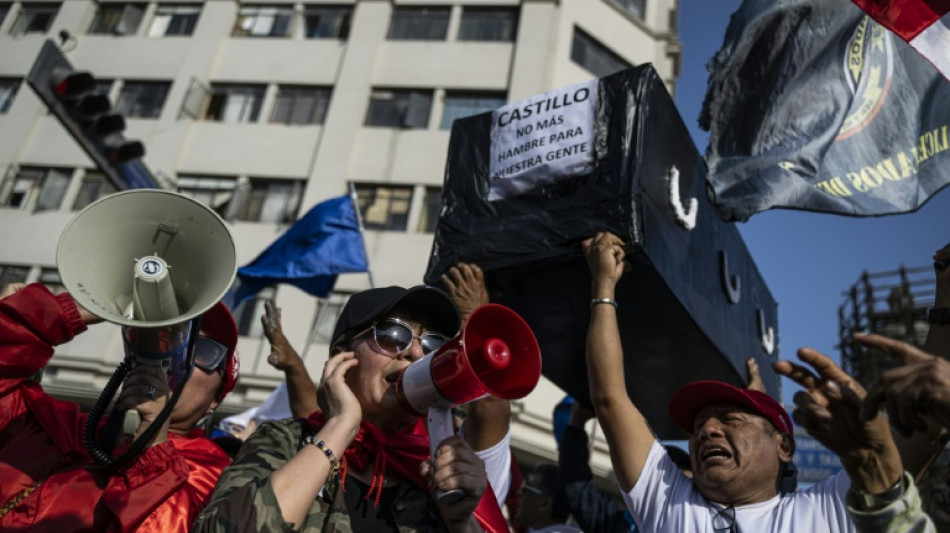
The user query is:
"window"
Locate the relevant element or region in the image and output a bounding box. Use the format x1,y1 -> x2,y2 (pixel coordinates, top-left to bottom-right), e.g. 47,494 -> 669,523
571,27 -> 632,78
203,84 -> 266,123
0,265 -> 29,289
94,79 -> 114,97
0,78 -> 20,114
313,292 -> 351,343
149,4 -> 201,36
354,183 -> 412,231
115,81 -> 170,118
73,171 -> 116,210
417,187 -> 441,233
235,179 -> 303,224
440,92 -> 505,129
304,5 -> 350,39
10,3 -> 59,35
177,175 -> 236,212
458,7 -> 517,42
364,89 -> 432,129
235,287 -> 274,336
0,167 -> 70,211
270,86 -> 331,125
613,0 -> 644,20
387,7 -> 449,40
39,268 -> 65,294
232,5 -> 293,37
88,3 -> 145,35
0,4 -> 11,28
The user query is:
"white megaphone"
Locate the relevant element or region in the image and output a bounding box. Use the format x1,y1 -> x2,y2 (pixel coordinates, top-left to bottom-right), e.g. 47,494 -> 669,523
396,304 -> 541,501
57,189 -> 236,466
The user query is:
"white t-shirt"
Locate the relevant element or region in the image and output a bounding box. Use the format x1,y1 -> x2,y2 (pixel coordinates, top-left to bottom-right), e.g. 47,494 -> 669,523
468,426 -> 512,508
623,440 -> 855,533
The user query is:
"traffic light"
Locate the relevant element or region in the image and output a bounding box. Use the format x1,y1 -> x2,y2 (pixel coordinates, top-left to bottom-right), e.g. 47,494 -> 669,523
27,40 -> 157,189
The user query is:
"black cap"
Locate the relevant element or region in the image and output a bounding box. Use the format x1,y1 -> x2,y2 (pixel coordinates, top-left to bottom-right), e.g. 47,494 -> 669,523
331,285 -> 461,347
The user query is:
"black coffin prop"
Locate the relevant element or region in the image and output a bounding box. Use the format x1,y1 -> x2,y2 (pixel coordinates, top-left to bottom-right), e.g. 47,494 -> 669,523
424,66 -> 779,439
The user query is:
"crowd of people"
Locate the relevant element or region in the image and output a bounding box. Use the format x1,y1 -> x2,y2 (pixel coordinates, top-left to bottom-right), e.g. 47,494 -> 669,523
0,237 -> 948,532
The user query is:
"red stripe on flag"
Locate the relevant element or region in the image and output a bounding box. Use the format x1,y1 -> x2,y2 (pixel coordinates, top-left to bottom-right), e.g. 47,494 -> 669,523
852,0 -> 950,39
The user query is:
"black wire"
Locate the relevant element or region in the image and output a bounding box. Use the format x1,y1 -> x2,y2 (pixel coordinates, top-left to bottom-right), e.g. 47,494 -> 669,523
85,317 -> 203,472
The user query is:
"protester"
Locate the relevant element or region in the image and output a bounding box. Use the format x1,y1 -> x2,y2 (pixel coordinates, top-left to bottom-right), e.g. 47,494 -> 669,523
556,357 -> 765,533
515,463 -> 583,533
558,400 -> 638,533
217,381 -> 294,441
581,231 -> 932,532
256,260 -> 517,514
195,285 -> 511,532
0,282 -> 239,531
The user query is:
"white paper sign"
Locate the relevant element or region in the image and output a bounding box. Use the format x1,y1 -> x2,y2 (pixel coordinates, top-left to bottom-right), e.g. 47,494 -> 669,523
488,79 -> 597,201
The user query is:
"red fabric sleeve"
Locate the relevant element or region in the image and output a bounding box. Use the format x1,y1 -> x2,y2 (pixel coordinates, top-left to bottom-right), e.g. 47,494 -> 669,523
0,283 -> 87,388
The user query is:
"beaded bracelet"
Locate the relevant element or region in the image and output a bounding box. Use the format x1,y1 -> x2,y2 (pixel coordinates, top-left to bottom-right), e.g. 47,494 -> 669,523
304,434 -> 341,474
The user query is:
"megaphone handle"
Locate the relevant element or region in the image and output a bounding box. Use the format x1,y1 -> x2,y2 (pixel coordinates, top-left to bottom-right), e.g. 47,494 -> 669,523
123,410 -> 142,436
427,406 -> 467,504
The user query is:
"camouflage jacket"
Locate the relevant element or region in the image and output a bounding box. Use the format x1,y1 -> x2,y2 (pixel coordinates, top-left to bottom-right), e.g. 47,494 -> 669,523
847,473 -> 936,533
193,419 -> 454,533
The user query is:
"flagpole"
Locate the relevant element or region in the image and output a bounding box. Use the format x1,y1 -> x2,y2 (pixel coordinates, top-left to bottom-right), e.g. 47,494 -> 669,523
348,182 -> 375,289
299,296 -> 330,361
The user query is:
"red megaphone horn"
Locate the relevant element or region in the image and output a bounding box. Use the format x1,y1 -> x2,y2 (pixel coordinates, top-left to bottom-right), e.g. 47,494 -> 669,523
396,303 -> 541,416
395,303 -> 541,502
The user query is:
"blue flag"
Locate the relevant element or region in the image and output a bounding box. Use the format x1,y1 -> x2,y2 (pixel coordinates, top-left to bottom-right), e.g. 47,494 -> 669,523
229,195 -> 367,307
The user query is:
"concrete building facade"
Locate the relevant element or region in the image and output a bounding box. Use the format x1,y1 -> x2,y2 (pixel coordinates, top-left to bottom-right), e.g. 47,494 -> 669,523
0,0 -> 680,488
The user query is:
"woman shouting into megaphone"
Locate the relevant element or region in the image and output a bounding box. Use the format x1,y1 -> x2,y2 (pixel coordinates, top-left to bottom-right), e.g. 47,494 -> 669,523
195,284 -> 514,533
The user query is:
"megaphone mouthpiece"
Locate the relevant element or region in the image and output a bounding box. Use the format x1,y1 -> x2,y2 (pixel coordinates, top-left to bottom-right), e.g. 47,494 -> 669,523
478,338 -> 511,371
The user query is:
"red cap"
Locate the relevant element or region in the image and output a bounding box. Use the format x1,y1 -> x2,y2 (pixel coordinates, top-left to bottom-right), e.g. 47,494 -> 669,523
200,302 -> 239,402
668,381 -> 792,437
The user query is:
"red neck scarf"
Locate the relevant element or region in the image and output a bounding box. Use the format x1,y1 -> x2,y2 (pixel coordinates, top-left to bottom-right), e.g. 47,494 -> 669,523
305,411 -> 509,533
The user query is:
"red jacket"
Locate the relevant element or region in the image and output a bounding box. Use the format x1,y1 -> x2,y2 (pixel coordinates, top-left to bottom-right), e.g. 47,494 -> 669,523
0,284 -> 231,532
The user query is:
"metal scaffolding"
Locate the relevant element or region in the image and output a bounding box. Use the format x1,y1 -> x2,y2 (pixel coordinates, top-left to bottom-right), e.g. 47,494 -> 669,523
838,264 -> 936,386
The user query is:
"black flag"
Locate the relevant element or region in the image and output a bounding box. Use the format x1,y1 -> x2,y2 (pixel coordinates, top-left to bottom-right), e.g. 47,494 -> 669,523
701,0 -> 950,221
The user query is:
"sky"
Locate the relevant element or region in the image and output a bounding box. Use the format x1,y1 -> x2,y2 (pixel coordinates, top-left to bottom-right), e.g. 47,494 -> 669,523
674,0 -> 949,404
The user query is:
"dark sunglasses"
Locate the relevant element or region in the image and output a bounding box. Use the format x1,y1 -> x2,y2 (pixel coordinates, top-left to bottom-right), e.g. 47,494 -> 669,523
356,317 -> 450,357
517,484 -> 546,497
194,336 -> 228,373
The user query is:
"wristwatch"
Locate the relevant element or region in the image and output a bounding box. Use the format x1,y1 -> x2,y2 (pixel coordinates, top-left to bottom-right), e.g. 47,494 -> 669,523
928,307 -> 950,324
848,475 -> 906,512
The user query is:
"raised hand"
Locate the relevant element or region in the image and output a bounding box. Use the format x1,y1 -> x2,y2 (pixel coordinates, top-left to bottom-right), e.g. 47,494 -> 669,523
857,333 -> 950,434
442,263 -> 490,323
773,347 -> 902,494
582,232 -> 627,293
316,350 -> 361,435
745,357 -> 766,392
262,300 -> 300,370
